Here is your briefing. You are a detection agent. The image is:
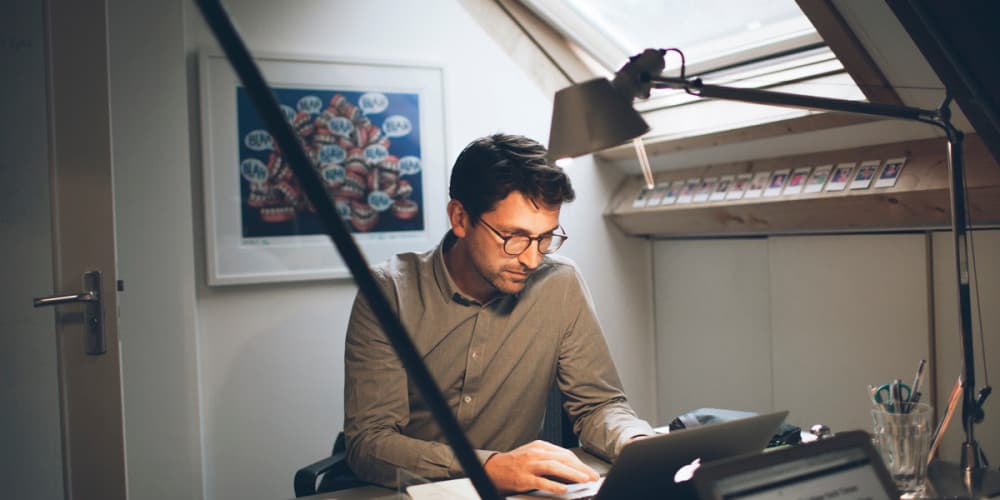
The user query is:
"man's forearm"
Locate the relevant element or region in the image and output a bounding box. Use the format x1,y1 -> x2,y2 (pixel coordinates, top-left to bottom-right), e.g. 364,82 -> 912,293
345,428 -> 497,487
575,400 -> 655,462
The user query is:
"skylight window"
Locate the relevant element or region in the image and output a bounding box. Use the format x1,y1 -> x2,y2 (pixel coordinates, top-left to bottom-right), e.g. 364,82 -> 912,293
524,0 -> 866,146
525,0 -> 822,76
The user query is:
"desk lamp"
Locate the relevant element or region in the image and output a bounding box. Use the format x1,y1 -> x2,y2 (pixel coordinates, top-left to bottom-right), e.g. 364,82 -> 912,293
548,46 -> 999,499
194,1 -> 503,498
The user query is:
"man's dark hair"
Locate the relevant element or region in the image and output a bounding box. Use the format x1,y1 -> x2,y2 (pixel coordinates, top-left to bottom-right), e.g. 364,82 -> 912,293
448,133 -> 575,221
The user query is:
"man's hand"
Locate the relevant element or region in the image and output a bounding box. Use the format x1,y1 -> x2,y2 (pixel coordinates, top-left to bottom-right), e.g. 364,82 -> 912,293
483,440 -> 600,494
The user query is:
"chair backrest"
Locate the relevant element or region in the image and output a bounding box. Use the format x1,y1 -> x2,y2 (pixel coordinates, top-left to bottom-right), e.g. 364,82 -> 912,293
539,382 -> 577,448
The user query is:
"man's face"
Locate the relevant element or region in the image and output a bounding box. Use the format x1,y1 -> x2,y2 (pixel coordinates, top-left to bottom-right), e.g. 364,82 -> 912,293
461,191 -> 562,297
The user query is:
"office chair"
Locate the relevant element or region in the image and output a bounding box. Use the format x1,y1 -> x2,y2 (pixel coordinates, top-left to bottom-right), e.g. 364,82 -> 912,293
293,383 -> 576,497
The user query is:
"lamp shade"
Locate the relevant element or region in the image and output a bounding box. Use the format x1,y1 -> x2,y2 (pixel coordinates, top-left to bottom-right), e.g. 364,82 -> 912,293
547,77 -> 650,160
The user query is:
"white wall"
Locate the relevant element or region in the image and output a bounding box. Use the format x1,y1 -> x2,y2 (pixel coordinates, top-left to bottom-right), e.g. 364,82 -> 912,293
184,1 -> 655,499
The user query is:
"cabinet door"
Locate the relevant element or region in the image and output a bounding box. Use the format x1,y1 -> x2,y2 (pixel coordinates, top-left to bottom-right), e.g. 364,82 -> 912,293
769,234 -> 931,434
653,238 -> 773,422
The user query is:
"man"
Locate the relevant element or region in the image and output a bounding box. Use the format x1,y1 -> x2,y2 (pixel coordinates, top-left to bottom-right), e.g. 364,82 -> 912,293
344,133 -> 653,494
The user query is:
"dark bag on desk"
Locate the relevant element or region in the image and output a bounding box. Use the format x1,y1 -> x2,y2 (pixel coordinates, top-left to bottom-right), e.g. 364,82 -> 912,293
668,407 -> 802,447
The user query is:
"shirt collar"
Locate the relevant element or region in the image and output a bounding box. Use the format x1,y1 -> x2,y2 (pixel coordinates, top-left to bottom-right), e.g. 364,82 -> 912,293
432,231 -> 479,306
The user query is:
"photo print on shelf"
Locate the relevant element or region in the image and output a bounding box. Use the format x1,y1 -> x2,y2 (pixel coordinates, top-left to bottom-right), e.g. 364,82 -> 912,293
874,157 -> 907,188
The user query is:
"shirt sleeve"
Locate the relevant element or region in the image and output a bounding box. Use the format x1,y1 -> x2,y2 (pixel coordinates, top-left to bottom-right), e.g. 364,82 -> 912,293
556,265 -> 655,462
342,275 -> 497,487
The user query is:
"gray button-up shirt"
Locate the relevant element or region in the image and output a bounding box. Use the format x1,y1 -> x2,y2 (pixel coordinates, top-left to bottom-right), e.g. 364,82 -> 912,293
344,232 -> 653,487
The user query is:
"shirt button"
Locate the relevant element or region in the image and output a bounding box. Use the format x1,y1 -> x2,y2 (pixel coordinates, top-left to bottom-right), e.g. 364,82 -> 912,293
463,395 -> 472,404
471,352 -> 479,359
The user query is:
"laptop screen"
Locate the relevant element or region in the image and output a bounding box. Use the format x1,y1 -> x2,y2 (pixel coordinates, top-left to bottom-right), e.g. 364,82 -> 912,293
694,431 -> 897,500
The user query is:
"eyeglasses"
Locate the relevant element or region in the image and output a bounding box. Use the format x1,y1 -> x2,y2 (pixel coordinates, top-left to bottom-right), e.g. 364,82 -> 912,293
477,219 -> 568,256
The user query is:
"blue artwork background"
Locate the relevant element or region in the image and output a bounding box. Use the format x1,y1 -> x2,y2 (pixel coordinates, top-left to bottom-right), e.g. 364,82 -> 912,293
236,86 -> 425,238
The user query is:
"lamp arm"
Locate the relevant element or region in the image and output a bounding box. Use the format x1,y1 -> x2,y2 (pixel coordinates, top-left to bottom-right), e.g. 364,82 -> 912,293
646,71 -> 991,474
649,75 -> 938,123
193,1 -> 501,498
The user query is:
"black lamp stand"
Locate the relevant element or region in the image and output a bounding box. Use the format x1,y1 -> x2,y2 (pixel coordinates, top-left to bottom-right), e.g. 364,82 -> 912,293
642,69 -> 999,499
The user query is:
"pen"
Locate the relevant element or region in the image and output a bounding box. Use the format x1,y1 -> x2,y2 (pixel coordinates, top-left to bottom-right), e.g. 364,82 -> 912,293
891,379 -> 904,414
928,375 -> 963,465
906,359 -> 927,412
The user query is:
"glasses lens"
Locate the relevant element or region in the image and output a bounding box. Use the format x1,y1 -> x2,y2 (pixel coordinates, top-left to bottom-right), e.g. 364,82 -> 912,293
539,234 -> 565,254
504,236 -> 531,255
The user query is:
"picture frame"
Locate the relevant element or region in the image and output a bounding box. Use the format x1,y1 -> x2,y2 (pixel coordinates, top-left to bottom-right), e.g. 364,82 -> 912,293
677,178 -> 701,204
850,160 -> 881,190
725,173 -> 753,201
804,164 -> 833,194
200,52 -> 449,285
711,175 -> 734,201
826,162 -> 856,192
662,180 -> 685,205
874,157 -> 907,188
764,169 -> 791,197
744,171 -> 771,199
693,177 -> 717,203
782,167 -> 812,195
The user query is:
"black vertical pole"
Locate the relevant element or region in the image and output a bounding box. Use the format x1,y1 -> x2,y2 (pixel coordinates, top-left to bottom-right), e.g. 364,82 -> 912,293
192,1 -> 500,498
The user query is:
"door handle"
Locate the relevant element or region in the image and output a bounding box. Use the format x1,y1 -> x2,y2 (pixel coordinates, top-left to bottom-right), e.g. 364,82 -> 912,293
34,270 -> 106,355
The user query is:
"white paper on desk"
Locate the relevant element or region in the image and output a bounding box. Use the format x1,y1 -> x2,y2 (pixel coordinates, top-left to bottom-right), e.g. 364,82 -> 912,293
407,478 -> 480,499
407,477 -> 606,500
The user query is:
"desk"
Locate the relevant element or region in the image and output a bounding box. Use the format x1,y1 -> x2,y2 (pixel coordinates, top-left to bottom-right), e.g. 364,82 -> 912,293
293,449 -> 611,500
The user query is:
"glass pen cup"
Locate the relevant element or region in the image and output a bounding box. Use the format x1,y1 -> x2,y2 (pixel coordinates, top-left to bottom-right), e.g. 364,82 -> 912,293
871,402 -> 933,496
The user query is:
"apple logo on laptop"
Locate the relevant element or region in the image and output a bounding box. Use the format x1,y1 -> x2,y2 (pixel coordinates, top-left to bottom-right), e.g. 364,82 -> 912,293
674,458 -> 702,483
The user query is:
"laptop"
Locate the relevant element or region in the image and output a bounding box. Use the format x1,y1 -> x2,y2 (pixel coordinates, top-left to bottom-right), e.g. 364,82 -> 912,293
508,410 -> 789,500
690,430 -> 899,500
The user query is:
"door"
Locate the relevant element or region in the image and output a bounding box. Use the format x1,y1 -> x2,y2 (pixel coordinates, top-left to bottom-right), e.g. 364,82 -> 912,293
2,0 -> 129,498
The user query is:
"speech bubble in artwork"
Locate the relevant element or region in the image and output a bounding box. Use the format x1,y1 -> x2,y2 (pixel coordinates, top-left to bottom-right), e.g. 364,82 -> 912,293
358,92 -> 389,114
297,95 -> 323,114
318,144 -> 347,164
399,156 -> 422,176
327,116 -> 354,138
244,129 -> 274,151
240,158 -> 268,183
364,144 -> 389,164
367,190 -> 394,212
382,115 -> 412,138
321,164 -> 345,185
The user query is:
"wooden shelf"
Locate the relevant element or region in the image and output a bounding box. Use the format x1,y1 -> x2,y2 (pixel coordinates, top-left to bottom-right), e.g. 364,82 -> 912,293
607,134 -> 1000,237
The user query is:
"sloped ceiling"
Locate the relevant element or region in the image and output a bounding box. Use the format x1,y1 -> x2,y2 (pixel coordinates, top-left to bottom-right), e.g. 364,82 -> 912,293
883,0 -> 1000,166
477,0 -> 998,171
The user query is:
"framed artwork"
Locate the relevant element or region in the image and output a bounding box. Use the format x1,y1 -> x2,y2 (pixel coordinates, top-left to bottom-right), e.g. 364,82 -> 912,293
200,53 -> 448,285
